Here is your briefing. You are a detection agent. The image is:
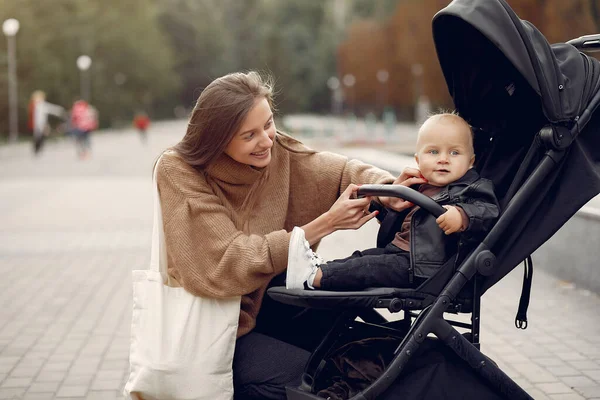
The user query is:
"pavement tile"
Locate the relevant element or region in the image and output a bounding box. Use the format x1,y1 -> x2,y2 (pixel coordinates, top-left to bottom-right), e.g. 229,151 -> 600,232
556,352 -> 589,362
576,386 -> 600,398
10,366 -> 42,379
85,391 -> 120,400
90,379 -> 122,391
513,377 -> 533,390
1,376 -> 33,388
547,365 -> 585,377
0,387 -> 26,399
27,381 -> 60,393
537,382 -> 577,394
525,388 -> 552,400
55,385 -> 88,398
549,394 -> 586,400
63,375 -> 93,386
570,360 -> 600,370
23,393 -> 55,400
533,357 -> 567,367
94,371 -> 122,381
0,356 -> 21,373
40,363 -> 70,373
584,370 -> 600,382
511,363 -> 557,384
562,375 -> 599,388
35,371 -> 65,383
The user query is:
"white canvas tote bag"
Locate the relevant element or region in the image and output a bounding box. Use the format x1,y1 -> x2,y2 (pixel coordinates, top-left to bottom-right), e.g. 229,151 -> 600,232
124,156 -> 241,400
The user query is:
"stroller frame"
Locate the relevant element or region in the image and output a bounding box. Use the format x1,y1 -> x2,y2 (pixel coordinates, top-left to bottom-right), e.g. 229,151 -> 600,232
268,1 -> 600,396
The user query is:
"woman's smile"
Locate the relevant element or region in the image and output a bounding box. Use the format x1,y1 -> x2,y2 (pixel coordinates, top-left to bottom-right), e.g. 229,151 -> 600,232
251,148 -> 270,158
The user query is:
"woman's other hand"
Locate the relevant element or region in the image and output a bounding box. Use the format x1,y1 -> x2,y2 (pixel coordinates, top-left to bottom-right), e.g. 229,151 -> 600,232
325,184 -> 378,230
379,167 -> 427,212
302,184 -> 379,246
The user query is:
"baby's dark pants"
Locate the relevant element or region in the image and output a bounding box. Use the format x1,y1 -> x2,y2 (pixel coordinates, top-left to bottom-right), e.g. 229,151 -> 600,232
320,243 -> 414,291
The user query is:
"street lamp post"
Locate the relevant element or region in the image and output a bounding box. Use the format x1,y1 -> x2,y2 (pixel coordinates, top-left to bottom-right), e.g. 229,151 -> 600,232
326,76 -> 341,115
3,18 -> 20,143
76,55 -> 92,102
411,63 -> 429,124
342,73 -> 356,114
411,63 -> 423,101
376,69 -> 389,116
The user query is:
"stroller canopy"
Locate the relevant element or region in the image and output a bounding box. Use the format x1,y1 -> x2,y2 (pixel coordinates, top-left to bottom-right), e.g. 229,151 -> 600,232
433,0 -> 600,125
432,0 -> 600,292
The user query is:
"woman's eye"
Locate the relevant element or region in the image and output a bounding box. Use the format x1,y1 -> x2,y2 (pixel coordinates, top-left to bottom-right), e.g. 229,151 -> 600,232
265,120 -> 273,129
246,132 -> 255,140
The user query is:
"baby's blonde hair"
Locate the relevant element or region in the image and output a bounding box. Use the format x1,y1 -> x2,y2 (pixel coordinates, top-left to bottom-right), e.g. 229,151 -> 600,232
417,110 -> 474,154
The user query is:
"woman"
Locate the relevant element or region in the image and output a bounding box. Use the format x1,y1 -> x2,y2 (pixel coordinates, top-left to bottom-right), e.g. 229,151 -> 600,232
156,71 -> 414,399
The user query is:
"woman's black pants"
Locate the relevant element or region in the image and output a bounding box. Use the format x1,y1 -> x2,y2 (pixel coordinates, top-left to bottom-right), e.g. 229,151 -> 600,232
232,273 -> 339,400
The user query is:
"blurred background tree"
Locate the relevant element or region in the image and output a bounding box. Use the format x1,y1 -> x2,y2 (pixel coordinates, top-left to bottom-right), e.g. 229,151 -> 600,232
337,0 -> 600,119
0,0 -> 598,138
0,0 -> 178,131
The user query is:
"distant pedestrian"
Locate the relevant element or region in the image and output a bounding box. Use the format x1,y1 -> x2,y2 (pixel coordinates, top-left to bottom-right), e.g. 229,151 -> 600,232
70,99 -> 98,159
133,112 -> 151,143
28,91 -> 65,156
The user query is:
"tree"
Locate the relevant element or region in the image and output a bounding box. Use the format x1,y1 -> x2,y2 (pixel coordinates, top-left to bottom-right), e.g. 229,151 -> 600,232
0,0 -> 179,135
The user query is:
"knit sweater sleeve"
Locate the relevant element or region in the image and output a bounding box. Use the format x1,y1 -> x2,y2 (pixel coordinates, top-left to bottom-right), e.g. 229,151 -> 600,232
339,157 -> 395,191
290,151 -> 395,219
156,157 -> 290,299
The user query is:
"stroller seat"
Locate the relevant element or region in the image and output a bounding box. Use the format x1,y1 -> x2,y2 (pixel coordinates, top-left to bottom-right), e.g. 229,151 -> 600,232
268,287 -> 439,311
268,1 -> 600,399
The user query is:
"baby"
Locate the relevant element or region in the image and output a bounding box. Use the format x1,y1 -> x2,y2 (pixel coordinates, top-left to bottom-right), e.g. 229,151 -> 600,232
286,112 -> 499,290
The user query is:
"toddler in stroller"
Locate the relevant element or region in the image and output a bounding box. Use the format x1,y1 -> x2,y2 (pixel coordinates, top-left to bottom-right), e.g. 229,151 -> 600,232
286,112 -> 500,292
268,0 -> 600,399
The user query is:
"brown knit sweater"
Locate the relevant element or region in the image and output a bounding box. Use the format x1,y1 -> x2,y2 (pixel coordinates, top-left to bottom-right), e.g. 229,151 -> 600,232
156,135 -> 394,337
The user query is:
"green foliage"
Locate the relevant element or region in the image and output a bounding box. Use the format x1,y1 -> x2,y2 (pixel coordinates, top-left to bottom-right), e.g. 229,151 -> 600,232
0,0 -> 403,137
0,0 -> 178,135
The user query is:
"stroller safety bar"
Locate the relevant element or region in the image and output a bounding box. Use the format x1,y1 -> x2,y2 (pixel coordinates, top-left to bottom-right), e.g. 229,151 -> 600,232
357,184 -> 446,217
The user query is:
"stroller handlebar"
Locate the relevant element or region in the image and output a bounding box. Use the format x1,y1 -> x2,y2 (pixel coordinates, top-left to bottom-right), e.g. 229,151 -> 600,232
357,184 -> 446,218
566,34 -> 600,52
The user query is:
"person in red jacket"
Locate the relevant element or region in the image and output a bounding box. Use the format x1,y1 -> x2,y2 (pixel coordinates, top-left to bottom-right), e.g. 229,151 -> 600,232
70,99 -> 98,159
133,112 -> 150,143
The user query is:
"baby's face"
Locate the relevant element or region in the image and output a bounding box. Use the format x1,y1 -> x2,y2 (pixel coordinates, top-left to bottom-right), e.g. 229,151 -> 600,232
415,118 -> 474,187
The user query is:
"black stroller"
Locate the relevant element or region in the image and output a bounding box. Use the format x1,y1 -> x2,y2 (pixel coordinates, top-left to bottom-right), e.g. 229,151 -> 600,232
267,0 -> 600,398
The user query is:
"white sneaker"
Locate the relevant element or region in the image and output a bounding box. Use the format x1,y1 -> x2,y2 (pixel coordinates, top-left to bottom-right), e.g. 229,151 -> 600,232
286,227 -> 324,289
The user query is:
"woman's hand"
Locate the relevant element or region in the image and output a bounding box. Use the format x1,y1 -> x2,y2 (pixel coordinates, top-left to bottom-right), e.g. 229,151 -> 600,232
301,184 -> 378,246
379,167 -> 428,212
325,184 -> 378,230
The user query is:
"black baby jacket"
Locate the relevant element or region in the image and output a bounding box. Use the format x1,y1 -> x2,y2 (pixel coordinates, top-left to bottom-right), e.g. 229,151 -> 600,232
372,168 -> 499,282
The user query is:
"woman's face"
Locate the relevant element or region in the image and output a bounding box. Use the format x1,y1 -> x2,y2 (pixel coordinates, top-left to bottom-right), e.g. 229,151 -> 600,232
225,97 -> 276,168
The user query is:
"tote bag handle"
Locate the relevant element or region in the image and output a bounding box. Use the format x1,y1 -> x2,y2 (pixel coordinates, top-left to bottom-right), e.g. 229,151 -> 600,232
150,154 -> 168,279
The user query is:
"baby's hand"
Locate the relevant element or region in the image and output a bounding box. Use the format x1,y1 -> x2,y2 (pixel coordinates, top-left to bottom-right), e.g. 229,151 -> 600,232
435,206 -> 464,235
379,167 -> 428,212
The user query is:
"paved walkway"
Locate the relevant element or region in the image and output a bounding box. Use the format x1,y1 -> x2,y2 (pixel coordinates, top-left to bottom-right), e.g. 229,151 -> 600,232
0,120 -> 598,399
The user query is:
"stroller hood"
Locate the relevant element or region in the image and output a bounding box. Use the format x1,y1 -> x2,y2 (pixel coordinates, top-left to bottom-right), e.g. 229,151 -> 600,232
432,0 -> 600,126
432,0 -> 600,293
